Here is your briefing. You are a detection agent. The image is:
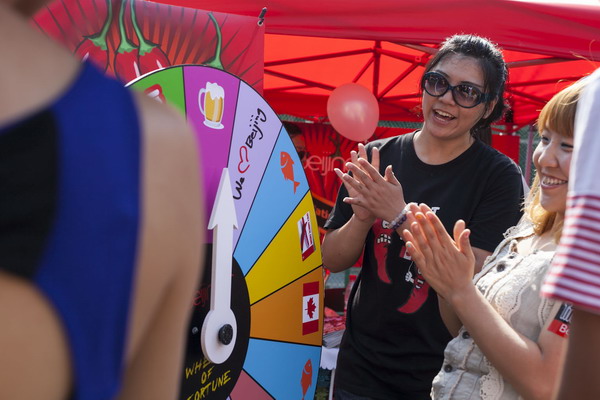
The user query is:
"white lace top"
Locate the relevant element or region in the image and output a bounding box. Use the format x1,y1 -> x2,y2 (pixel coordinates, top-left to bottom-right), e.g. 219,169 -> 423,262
431,223 -> 563,400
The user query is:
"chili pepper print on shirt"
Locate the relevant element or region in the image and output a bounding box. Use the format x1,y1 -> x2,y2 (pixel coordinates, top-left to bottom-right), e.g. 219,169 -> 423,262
372,206 -> 440,314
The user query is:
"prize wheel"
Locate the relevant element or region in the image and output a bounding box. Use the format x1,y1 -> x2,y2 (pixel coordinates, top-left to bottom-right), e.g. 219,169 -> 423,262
130,65 -> 324,400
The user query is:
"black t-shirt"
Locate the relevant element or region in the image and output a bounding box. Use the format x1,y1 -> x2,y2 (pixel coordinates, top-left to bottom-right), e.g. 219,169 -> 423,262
324,131 -> 524,399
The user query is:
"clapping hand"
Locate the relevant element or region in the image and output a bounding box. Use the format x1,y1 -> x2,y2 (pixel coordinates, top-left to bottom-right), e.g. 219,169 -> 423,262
402,204 -> 475,302
333,143 -> 376,223
334,143 -> 406,224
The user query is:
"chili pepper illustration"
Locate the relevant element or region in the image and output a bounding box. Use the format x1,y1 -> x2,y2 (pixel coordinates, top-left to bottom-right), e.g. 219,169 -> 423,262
114,0 -> 141,83
73,0 -> 112,72
138,43 -> 170,75
372,219 -> 393,284
130,0 -> 170,75
397,268 -> 430,314
204,12 -> 224,70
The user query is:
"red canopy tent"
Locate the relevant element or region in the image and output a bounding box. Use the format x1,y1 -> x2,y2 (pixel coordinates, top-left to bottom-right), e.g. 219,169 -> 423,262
150,0 -> 600,133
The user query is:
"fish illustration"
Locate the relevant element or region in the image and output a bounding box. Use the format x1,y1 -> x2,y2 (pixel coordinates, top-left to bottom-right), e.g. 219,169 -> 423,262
280,151 -> 300,193
300,359 -> 313,400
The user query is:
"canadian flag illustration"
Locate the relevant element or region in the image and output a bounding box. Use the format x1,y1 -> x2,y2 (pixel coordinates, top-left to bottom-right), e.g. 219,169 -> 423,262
302,282 -> 319,335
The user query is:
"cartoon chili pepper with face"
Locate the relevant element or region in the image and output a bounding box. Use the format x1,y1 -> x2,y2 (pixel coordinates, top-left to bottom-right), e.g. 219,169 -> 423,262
114,0 -> 140,83
372,219 -> 431,313
129,0 -> 170,75
372,219 -> 393,284
73,0 -> 112,71
397,267 -> 430,314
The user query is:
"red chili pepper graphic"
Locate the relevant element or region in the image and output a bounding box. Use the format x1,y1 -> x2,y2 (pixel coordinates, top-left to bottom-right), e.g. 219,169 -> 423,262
371,219 -> 431,312
114,46 -> 140,83
114,0 -> 141,83
372,220 -> 392,284
73,0 -> 112,72
397,269 -> 430,314
130,0 -> 171,75
138,46 -> 170,75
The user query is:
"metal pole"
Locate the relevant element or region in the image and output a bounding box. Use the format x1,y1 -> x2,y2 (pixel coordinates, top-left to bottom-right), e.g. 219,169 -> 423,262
525,125 -> 535,184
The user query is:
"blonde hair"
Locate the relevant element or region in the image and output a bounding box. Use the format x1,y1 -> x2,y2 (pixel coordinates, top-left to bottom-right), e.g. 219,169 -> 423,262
525,77 -> 588,239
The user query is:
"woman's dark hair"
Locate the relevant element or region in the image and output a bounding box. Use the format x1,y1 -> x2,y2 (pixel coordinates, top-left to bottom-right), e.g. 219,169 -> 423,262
283,121 -> 302,137
423,34 -> 508,142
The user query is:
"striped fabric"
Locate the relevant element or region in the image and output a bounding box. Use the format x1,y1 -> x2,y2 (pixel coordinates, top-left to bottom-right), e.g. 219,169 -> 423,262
542,194 -> 600,312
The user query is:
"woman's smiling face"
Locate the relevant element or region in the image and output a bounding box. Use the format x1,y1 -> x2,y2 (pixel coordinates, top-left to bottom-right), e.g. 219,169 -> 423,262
421,54 -> 495,143
533,129 -> 573,216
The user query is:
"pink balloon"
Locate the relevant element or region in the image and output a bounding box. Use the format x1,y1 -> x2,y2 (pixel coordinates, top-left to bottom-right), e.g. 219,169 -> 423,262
327,83 -> 379,142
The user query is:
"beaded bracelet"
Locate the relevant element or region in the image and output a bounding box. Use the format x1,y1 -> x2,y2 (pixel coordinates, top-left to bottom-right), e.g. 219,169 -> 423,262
389,205 -> 409,230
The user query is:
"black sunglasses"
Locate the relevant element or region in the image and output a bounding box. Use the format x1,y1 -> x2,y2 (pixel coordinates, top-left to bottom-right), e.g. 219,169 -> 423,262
421,72 -> 489,109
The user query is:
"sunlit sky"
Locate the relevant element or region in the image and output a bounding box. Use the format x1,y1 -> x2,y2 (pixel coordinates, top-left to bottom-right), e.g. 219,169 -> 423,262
511,0 -> 599,4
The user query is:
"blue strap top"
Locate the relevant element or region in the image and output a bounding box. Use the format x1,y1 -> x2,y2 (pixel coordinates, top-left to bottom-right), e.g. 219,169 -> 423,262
0,62 -> 141,400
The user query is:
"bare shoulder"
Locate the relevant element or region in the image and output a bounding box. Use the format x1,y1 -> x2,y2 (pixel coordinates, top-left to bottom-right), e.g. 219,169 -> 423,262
134,91 -> 199,172
134,91 -> 201,201
0,272 -> 71,400
132,89 -> 203,249
119,90 -> 204,366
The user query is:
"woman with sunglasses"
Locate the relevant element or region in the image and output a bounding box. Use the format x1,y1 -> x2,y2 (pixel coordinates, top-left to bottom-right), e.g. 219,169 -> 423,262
403,77 -> 586,400
321,34 -> 524,399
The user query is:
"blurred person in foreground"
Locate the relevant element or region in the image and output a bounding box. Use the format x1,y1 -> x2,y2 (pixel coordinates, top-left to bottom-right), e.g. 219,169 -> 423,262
404,77 -> 590,399
541,68 -> 600,400
0,0 -> 204,399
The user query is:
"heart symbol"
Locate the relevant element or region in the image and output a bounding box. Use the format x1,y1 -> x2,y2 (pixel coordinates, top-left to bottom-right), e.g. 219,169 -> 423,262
238,146 -> 250,173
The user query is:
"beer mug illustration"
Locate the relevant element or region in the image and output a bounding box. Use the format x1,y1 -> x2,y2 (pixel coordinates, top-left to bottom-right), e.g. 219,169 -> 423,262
198,82 -> 225,129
